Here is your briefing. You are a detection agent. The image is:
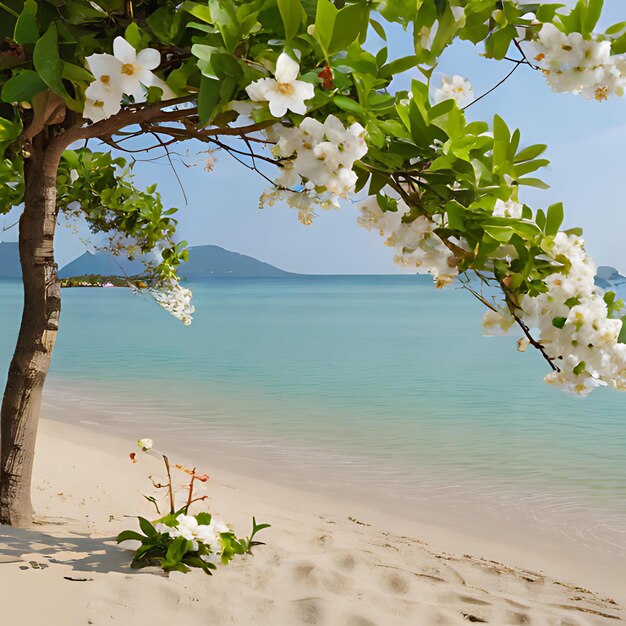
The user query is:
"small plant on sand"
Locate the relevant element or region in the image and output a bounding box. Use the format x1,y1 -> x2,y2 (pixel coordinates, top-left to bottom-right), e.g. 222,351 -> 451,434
117,439 -> 269,575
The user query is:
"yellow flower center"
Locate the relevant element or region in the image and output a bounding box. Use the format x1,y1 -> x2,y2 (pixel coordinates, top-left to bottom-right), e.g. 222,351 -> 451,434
94,100 -> 104,109
121,63 -> 135,76
100,74 -> 111,85
277,82 -> 295,95
594,86 -> 608,102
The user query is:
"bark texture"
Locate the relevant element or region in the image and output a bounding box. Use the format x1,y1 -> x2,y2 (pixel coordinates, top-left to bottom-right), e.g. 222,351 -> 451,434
0,134 -> 62,526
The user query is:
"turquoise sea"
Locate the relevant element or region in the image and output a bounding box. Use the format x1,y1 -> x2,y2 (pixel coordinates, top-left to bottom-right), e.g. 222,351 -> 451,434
1,277 -> 625,554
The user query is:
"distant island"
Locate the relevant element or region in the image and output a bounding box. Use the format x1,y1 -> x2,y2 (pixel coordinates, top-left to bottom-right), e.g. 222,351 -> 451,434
58,245 -> 292,281
3,241 -> 626,288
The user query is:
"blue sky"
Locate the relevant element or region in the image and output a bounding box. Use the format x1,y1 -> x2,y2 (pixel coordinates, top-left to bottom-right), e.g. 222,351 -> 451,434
2,0 -> 625,273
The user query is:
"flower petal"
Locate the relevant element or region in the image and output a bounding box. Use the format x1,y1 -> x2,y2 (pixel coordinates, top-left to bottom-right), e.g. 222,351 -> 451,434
275,52 -> 299,83
113,36 -> 136,64
245,77 -> 274,102
136,47 -> 161,71
268,95 -> 290,118
150,76 -> 176,100
86,53 -> 121,79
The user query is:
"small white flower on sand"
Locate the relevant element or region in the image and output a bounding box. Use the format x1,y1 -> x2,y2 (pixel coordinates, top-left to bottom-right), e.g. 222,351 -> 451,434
245,52 -> 314,117
434,75 -> 474,106
137,438 -> 153,451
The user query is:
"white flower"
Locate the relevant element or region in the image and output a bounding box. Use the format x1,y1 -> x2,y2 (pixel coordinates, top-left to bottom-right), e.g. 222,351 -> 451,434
527,24 -> 626,101
137,438 -> 153,451
83,37 -> 163,122
149,280 -> 195,325
83,93 -> 123,123
245,52 -> 314,117
112,36 -> 161,100
269,115 -> 367,212
493,198 -> 523,219
482,309 -> 515,336
434,75 -> 474,106
356,195 -> 460,287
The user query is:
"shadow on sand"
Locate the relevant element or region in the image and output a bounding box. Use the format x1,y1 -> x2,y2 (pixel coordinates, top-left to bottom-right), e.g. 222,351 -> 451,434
0,523 -> 156,577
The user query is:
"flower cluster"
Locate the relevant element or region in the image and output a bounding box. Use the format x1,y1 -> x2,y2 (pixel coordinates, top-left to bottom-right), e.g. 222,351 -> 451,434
433,75 -> 474,106
149,280 -> 195,325
246,52 -> 314,117
84,37 -> 172,122
484,232 -> 626,395
528,24 -> 626,101
264,115 -> 367,222
118,439 -> 269,574
357,196 -> 460,288
156,513 -> 229,565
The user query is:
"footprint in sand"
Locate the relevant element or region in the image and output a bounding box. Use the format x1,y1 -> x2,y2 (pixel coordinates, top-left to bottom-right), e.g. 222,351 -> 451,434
383,572 -> 410,595
293,597 -> 324,625
345,615 -> 376,626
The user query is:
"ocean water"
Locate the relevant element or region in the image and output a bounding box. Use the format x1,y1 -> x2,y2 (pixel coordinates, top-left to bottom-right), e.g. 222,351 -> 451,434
1,277 -> 625,554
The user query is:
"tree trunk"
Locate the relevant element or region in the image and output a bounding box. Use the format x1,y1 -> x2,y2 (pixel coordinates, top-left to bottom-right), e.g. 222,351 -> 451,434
0,134 -> 62,527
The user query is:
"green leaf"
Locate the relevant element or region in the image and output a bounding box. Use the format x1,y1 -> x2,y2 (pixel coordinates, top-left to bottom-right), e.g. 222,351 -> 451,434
370,18 -> 386,41
33,24 -> 71,101
165,536 -> 189,564
618,316 -> 626,343
14,0 -> 38,44
484,225 -> 513,243
581,0 -> 604,35
606,21 -> 626,35
278,0 -> 305,41
513,144 -> 547,163
378,55 -> 418,78
198,75 -> 220,125
138,516 -> 158,538
116,530 -> 146,543
573,361 -> 586,376
1,70 -> 47,103
332,95 -> 365,114
62,62 -> 94,84
314,0 -> 337,56
545,202 -> 564,236
552,316 -> 567,329
328,2 -> 369,54
125,22 -> 142,49
195,512 -> 212,525
518,177 -> 550,189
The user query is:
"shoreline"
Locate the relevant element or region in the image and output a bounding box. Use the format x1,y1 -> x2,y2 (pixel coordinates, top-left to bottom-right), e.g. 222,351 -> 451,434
39,385 -> 626,600
0,416 -> 623,623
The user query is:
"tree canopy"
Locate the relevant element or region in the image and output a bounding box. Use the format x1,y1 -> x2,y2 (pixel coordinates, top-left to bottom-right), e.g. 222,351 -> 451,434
1,0 -> 626,394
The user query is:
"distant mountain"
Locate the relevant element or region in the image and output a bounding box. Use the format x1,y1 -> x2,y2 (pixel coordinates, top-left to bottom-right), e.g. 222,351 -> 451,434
181,245 -> 292,279
59,245 -> 292,279
58,251 -> 144,279
0,242 -> 21,277
595,266 -> 626,291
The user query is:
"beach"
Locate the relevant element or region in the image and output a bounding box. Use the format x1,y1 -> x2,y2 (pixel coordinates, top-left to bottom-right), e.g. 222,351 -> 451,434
0,413 -> 623,626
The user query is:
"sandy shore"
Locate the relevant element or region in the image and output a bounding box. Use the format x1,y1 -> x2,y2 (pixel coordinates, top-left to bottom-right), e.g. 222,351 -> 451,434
0,417 -> 623,626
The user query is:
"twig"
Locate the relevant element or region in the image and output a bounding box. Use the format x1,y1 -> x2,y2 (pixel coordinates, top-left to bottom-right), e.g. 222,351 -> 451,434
463,61 -> 523,110
162,455 -> 175,514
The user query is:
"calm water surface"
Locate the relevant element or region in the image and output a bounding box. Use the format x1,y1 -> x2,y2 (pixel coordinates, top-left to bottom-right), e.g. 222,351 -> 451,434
1,277 -> 625,553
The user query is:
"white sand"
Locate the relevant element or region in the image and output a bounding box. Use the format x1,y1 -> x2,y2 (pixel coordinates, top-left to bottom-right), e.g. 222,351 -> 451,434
0,417 -> 623,626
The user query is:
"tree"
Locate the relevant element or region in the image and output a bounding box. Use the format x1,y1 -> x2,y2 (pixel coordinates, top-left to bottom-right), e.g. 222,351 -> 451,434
0,0 -> 624,526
